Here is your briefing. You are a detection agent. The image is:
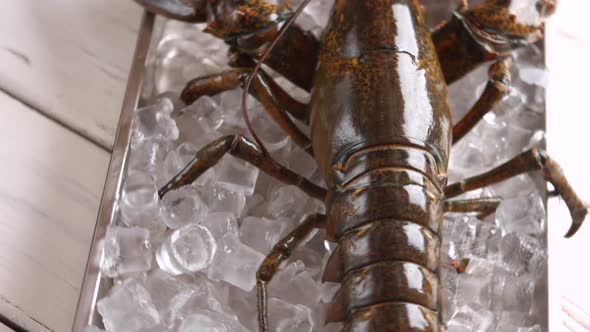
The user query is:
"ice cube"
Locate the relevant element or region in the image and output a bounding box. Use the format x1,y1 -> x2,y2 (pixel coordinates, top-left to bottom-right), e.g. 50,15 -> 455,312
119,172 -> 165,234
440,264 -> 458,322
156,224 -> 217,275
289,146 -> 318,179
174,274 -> 228,320
178,309 -> 247,332
137,326 -> 173,332
289,245 -> 325,278
499,233 -> 546,276
228,287 -> 259,331
128,139 -> 174,175
463,258 -> 496,277
186,95 -> 224,130
268,297 -> 314,332
490,270 -> 535,312
265,185 -> 309,219
176,142 -> 199,165
239,216 -> 290,254
448,137 -> 487,182
159,149 -> 184,186
455,273 -> 491,309
208,234 -> 265,291
268,261 -> 322,306
525,130 -> 545,150
132,98 -> 178,144
519,66 -> 549,87
250,113 -> 290,153
493,311 -> 535,332
245,193 -> 266,215
479,119 -> 534,166
495,192 -> 546,236
198,185 -> 247,217
160,187 -> 207,230
443,213 -> 502,263
199,212 -> 239,240
153,25 -> 229,95
445,215 -> 474,260
215,156 -> 259,195
218,88 -> 258,129
97,279 -> 160,332
173,106 -> 220,148
84,327 -> 106,332
489,174 -> 538,200
143,269 -> 194,328
447,306 -> 494,332
101,226 -> 152,277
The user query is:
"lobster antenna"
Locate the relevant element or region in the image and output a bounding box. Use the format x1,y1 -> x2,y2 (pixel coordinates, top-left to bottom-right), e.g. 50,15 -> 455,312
241,0 -> 312,156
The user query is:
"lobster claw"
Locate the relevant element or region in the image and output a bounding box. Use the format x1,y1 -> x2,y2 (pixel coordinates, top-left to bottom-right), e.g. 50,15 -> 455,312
134,0 -> 206,22
460,0 -> 557,54
563,201 -> 589,238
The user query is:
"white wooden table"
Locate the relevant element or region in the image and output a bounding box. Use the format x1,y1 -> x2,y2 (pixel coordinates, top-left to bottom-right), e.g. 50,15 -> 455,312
0,1 -> 588,331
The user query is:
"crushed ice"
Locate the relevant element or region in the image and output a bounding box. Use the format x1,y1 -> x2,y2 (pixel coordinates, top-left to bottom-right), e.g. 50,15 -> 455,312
94,0 -> 550,330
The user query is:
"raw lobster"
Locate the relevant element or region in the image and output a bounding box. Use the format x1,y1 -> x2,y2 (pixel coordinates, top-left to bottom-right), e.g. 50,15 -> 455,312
135,0 -> 584,331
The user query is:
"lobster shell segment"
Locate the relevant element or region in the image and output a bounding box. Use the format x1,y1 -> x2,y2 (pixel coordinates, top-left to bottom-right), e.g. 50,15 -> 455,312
342,302 -> 440,332
325,183 -> 443,242
322,220 -> 440,283
325,261 -> 439,323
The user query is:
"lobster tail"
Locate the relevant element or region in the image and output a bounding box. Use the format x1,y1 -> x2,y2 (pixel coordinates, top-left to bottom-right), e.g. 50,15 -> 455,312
310,0 -> 451,330
322,148 -> 445,331
341,303 -> 440,332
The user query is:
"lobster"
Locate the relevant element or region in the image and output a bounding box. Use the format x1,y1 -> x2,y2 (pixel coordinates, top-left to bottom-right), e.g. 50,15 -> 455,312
135,0 -> 586,331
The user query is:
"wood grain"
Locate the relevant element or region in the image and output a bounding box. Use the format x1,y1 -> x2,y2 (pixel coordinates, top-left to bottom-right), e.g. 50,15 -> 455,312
0,323 -> 13,332
0,323 -> 14,332
0,0 -> 142,150
0,91 -> 110,332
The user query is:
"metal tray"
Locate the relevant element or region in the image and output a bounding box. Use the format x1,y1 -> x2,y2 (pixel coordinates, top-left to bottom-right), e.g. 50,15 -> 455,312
72,11 -> 156,331
72,4 -> 552,331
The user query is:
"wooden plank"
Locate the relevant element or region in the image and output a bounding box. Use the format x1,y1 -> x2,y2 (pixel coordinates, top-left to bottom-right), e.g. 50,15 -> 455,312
0,323 -> 13,332
0,0 -> 142,150
0,91 -> 110,332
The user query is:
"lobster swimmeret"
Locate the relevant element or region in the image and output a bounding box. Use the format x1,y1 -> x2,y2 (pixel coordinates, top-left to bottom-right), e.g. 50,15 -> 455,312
135,0 -> 584,331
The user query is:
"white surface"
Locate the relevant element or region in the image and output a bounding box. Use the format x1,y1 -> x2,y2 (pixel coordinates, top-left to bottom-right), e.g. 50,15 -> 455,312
546,1 -> 590,331
0,0 -> 587,331
0,0 -> 142,149
0,324 -> 13,332
0,91 -> 110,332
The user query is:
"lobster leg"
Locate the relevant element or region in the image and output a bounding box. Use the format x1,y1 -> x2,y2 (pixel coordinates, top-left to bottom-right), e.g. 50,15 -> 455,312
256,213 -> 326,332
182,68 -> 312,154
453,58 -> 511,144
444,197 -> 502,220
158,135 -> 326,200
445,148 -> 588,237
